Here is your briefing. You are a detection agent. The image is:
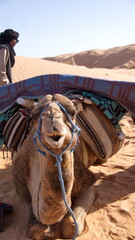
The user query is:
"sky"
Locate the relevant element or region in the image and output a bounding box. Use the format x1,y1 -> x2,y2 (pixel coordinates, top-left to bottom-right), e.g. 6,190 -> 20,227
0,0 -> 135,58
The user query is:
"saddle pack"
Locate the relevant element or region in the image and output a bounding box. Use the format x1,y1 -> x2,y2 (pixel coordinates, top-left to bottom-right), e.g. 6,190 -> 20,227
67,91 -> 126,165
1,93 -> 126,164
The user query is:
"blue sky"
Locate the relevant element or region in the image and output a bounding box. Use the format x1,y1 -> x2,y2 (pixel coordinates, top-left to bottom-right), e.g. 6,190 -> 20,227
0,0 -> 135,58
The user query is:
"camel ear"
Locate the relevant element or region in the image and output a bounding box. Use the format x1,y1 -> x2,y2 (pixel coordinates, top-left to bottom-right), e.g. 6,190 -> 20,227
17,98 -> 36,109
72,99 -> 84,113
67,92 -> 95,113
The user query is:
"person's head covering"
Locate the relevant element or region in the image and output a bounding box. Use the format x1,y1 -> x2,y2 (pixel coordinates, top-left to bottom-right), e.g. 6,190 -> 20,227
0,29 -> 19,44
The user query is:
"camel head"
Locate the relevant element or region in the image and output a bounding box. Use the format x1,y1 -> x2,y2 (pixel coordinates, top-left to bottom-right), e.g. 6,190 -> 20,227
19,94 -> 79,154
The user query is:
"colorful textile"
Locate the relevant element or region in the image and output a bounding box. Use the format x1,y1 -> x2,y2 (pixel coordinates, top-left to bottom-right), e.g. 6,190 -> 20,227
0,74 -> 135,116
66,90 -> 127,127
0,91 -> 126,148
76,103 -> 124,160
3,109 -> 30,150
0,102 -> 20,146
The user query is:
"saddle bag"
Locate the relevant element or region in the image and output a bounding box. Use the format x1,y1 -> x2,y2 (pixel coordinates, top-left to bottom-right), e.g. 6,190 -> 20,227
69,93 -> 125,161
77,103 -> 124,161
3,109 -> 30,150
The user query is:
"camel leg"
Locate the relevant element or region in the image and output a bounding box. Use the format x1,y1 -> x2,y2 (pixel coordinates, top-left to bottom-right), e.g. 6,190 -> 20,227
27,213 -> 54,240
62,185 -> 95,239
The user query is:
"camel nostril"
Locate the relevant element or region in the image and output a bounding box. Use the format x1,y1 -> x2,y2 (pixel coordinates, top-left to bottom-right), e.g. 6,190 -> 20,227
53,126 -> 58,132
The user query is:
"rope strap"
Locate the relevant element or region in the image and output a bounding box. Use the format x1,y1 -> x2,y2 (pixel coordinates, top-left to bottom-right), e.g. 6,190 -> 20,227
33,102 -> 80,240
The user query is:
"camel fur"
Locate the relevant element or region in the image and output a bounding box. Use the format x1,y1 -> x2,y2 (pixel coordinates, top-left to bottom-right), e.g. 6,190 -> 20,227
12,94 -> 95,240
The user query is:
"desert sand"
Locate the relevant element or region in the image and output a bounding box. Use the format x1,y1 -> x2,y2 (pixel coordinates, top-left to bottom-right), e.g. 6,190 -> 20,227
0,46 -> 135,240
44,44 -> 135,69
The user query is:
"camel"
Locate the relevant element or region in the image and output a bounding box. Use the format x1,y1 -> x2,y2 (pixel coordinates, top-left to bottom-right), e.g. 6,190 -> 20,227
12,94 -> 95,240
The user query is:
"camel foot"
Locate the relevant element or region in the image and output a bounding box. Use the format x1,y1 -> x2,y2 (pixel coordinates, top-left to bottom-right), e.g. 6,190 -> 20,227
62,215 -> 85,239
27,223 -> 54,240
62,185 -> 95,239
62,215 -> 77,239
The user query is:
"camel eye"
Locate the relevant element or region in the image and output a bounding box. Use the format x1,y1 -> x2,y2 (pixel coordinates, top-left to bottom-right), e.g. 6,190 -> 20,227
69,109 -> 76,118
42,111 -> 51,117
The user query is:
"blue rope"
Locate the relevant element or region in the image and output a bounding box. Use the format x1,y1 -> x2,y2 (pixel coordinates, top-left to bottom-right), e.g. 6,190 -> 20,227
33,102 -> 80,240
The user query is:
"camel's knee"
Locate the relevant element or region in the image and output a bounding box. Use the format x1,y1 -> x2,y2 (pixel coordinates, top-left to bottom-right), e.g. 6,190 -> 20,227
73,185 -> 95,218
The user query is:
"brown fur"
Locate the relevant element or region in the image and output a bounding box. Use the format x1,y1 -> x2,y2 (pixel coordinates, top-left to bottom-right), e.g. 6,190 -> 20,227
12,94 -> 95,240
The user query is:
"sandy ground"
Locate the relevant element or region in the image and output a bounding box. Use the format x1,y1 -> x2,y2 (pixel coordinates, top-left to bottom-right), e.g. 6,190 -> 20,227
0,53 -> 135,240
12,56 -> 135,83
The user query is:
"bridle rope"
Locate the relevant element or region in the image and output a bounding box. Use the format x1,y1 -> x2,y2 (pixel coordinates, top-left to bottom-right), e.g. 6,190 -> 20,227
34,101 -> 80,240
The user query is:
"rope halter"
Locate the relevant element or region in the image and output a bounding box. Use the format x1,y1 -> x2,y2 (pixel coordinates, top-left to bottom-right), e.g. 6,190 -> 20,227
33,101 -> 80,240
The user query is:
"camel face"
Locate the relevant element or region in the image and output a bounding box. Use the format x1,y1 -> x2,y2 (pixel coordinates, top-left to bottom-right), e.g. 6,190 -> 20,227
31,94 -> 78,153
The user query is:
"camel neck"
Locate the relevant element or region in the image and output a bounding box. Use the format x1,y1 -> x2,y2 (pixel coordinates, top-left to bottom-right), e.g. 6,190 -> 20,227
33,151 -> 74,225
40,152 -> 74,194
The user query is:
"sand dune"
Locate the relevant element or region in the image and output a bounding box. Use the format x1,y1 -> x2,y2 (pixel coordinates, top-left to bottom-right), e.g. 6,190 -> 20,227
13,56 -> 135,83
0,49 -> 135,240
44,44 -> 135,69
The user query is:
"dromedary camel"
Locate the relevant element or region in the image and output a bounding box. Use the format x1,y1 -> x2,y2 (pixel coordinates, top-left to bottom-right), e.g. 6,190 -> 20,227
12,94 -> 95,240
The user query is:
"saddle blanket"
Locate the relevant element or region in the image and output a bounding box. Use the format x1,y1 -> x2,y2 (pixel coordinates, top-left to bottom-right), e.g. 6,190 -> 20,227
0,74 -> 134,153
0,74 -> 135,116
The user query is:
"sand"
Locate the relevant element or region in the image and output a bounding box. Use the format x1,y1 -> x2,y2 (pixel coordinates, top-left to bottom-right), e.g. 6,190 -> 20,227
13,55 -> 135,83
44,44 -> 135,69
0,47 -> 135,240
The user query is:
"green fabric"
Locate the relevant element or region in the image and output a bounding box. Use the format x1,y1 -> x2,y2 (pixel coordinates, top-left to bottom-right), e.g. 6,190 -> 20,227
81,91 -> 127,127
66,90 -> 127,128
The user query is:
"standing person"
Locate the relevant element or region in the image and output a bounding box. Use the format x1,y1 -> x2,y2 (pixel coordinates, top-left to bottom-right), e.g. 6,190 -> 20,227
0,29 -> 19,231
0,29 -> 19,86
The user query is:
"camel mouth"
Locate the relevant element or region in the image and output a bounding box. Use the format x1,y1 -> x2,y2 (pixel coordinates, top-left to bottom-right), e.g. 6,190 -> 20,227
45,134 -> 65,148
50,135 -> 61,142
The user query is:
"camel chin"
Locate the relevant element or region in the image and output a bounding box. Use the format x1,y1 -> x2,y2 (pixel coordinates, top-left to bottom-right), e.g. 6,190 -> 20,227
44,135 -> 65,148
